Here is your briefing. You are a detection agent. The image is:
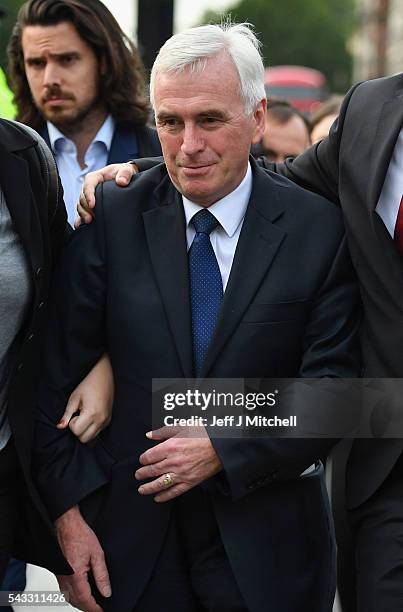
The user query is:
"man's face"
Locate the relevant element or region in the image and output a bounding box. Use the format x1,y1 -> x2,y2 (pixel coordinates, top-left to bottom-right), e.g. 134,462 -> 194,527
262,113 -> 310,163
22,21 -> 101,130
154,53 -> 266,207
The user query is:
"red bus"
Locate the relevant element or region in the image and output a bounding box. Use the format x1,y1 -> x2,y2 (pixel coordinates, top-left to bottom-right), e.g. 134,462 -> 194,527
264,65 -> 327,114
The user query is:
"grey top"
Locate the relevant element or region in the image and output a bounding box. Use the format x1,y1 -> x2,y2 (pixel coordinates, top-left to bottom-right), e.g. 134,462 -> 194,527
0,186 -> 32,450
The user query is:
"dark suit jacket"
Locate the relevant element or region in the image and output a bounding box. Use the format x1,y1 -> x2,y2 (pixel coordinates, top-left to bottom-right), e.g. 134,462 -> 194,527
34,160 -> 360,611
260,74 -> 403,508
40,122 -> 162,162
0,119 -> 70,573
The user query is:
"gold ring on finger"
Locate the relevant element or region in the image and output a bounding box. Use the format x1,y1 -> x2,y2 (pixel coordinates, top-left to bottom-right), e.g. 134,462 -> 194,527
162,473 -> 174,487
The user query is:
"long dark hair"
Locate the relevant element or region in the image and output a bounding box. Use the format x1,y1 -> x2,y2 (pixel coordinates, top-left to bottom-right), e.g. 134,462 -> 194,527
8,0 -> 150,129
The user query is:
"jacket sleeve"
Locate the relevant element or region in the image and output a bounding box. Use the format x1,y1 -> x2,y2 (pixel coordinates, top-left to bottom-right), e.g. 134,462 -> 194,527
33,184 -> 115,520
211,233 -> 362,502
48,175 -> 72,260
132,156 -> 164,172
259,83 -> 361,204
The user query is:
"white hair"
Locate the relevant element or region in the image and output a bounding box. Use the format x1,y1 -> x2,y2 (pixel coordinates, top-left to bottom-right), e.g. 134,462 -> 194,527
149,22 -> 266,116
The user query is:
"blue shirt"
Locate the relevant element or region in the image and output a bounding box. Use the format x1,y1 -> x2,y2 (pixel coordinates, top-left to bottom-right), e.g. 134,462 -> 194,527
47,115 -> 115,225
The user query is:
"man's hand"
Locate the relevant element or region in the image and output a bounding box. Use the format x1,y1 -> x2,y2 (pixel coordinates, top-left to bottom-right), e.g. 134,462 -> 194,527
55,506 -> 111,612
57,354 -> 114,443
135,426 -> 223,502
76,162 -> 137,227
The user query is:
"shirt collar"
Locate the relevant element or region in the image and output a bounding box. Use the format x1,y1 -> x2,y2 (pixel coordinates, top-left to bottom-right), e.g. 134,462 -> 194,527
182,162 -> 252,237
47,114 -> 116,154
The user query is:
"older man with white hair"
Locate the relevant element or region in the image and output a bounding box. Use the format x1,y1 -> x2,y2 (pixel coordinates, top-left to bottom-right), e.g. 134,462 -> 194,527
34,22 -> 360,612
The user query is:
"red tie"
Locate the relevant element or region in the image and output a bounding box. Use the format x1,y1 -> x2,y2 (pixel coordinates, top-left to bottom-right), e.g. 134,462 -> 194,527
394,196 -> 403,255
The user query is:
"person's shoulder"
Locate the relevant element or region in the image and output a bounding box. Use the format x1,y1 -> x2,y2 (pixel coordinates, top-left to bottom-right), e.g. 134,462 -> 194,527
0,118 -> 37,152
256,165 -> 343,231
136,124 -> 162,156
138,124 -> 159,139
350,72 -> 403,100
111,121 -> 162,158
256,163 -> 339,210
100,162 -> 169,211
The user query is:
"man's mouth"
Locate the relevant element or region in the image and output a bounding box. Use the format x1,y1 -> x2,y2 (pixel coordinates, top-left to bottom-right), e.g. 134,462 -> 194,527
180,164 -> 215,177
42,89 -> 73,105
44,96 -> 69,103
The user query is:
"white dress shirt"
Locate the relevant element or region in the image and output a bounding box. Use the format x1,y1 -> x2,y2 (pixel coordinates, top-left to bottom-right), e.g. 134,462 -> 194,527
376,128 -> 403,237
47,115 -> 115,225
182,163 -> 252,291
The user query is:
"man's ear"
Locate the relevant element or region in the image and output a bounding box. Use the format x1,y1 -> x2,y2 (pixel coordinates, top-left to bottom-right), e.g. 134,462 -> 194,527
251,98 -> 267,145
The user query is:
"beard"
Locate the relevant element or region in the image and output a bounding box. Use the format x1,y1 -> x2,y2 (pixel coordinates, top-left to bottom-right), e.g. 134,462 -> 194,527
40,85 -> 102,135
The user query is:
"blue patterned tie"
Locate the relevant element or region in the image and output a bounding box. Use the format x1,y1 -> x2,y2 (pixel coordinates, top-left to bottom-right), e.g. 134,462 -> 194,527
189,209 -> 223,375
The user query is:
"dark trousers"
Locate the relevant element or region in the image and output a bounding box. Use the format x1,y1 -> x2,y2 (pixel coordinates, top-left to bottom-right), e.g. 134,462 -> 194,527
0,439 -> 21,585
134,487 -> 248,612
330,440 -> 356,612
349,453 -> 403,612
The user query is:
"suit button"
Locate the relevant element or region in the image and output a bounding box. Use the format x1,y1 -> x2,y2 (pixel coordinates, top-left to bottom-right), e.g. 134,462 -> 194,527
36,267 -> 42,277
27,333 -> 34,341
38,301 -> 45,310
17,363 -> 23,372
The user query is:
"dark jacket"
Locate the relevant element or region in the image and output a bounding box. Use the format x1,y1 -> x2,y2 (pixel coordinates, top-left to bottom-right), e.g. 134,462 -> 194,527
0,119 -> 70,573
35,160 -> 361,611
260,74 -> 403,508
40,122 -> 162,163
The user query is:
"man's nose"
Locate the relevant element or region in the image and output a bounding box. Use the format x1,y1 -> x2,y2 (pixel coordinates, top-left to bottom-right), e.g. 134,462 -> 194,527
181,124 -> 204,156
43,62 -> 62,87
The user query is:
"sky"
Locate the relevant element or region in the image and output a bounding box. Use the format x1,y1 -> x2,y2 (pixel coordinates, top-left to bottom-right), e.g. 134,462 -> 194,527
102,0 -> 235,40
174,0 -> 235,31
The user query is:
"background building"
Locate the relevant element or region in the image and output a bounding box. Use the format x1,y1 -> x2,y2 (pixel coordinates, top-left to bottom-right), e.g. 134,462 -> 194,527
353,0 -> 403,81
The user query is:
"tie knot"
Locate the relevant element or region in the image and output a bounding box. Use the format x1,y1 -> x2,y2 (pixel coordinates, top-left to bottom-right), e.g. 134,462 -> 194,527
191,209 -> 219,236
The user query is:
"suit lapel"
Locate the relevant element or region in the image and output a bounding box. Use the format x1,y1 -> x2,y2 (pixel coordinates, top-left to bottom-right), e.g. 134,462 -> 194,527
143,183 -> 193,378
0,136 -> 42,275
366,92 -> 403,289
201,165 -> 286,377
368,95 -> 403,213
108,126 -> 138,164
39,125 -> 51,149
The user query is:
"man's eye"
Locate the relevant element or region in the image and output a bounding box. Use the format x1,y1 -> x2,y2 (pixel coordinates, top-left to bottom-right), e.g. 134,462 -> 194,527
159,118 -> 181,128
60,56 -> 75,65
201,117 -> 220,127
28,59 -> 46,69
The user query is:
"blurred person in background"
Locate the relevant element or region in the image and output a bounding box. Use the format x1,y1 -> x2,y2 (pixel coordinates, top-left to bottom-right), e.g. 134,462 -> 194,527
310,95 -> 343,145
7,0 -> 161,226
252,98 -> 310,162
